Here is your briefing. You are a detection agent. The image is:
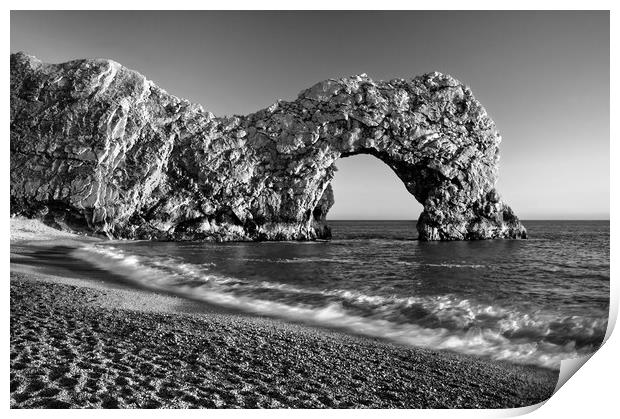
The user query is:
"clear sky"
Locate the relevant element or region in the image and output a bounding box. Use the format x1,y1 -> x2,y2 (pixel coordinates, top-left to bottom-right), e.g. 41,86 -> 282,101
11,11 -> 609,220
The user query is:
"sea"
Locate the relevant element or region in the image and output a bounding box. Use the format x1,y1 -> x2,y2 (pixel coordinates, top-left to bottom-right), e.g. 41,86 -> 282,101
71,220 -> 610,370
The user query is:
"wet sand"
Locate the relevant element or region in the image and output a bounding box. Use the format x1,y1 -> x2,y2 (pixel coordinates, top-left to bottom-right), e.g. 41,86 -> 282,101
10,218 -> 559,408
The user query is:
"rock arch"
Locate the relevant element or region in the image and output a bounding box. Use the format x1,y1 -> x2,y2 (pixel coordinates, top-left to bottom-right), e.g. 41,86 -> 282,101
10,52 -> 526,241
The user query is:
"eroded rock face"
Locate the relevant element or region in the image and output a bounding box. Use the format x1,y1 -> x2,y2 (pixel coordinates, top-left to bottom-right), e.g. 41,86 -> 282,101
10,52 -> 526,241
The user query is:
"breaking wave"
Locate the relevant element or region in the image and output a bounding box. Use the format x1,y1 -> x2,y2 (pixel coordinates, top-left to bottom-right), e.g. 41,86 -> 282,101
425,263 -> 486,269
72,244 -> 606,370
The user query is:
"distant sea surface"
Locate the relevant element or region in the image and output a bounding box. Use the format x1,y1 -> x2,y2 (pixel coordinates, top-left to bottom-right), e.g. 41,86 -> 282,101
73,220 -> 609,370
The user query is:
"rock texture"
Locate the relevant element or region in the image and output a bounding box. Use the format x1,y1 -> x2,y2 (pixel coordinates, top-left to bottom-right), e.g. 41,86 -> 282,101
10,52 -> 526,241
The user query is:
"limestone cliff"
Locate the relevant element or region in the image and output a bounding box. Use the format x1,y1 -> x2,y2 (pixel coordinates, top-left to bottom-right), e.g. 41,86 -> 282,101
10,52 -> 526,241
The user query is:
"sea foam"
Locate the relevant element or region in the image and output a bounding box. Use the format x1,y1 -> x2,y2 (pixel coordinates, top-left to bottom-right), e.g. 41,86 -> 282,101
72,244 -> 605,370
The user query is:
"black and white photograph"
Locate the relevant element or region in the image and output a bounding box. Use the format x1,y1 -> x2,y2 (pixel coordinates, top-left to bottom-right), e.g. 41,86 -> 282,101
7,6 -> 613,411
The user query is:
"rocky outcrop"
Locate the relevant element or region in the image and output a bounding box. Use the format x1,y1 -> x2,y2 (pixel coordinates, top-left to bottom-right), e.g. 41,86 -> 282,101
10,52 -> 526,241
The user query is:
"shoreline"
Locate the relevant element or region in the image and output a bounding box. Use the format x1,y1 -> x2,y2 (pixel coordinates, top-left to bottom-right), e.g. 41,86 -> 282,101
10,218 -> 559,408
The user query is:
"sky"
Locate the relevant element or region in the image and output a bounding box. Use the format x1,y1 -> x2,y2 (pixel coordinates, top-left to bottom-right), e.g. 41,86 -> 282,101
11,11 -> 609,219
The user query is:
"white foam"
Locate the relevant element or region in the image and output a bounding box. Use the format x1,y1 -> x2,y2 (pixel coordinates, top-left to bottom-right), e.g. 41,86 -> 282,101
425,263 -> 486,268
71,244 -> 605,370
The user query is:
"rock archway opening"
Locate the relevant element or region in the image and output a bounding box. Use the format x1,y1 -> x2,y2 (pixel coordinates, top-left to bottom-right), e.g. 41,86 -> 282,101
11,53 -> 527,241
327,154 -> 423,222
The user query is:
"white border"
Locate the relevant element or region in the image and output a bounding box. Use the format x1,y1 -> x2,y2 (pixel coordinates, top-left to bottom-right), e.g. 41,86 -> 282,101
3,2 -> 616,418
